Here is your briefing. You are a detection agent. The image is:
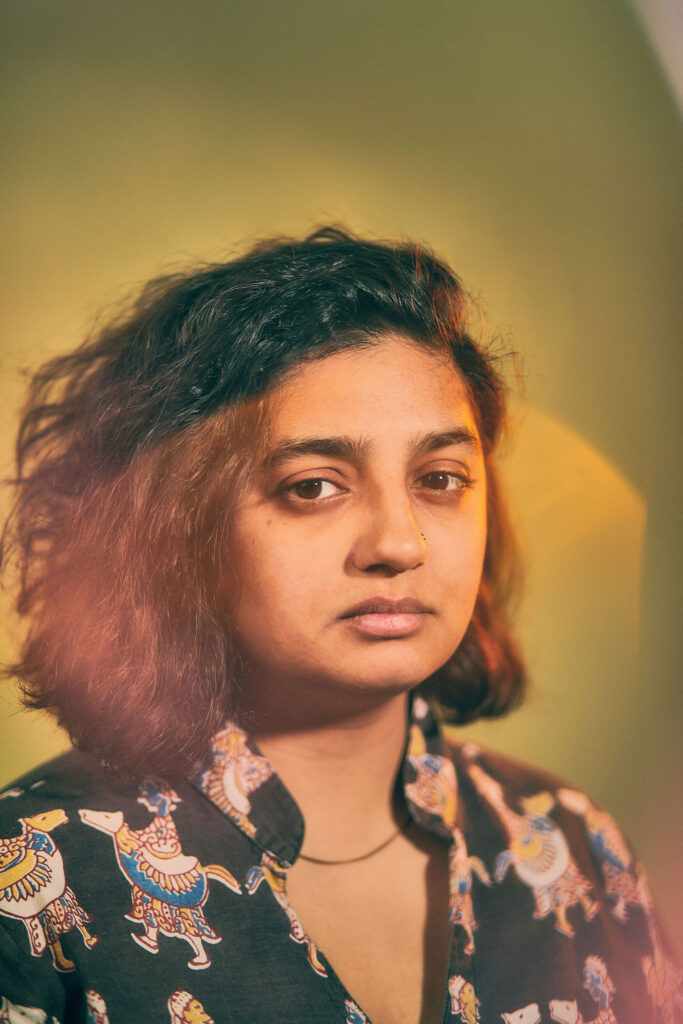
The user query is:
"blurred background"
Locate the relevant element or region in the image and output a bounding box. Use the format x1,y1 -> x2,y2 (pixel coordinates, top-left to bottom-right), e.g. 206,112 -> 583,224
1,0 -> 681,954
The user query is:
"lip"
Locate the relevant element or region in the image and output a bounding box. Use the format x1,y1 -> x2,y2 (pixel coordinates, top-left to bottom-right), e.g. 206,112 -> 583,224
340,597 -> 432,638
341,597 -> 430,617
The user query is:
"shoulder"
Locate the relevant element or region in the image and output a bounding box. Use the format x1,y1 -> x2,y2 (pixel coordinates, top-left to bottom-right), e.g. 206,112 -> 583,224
0,750 -> 168,859
445,734 -> 654,928
0,749 -> 137,824
0,750 -> 214,859
443,737 -> 683,1020
446,735 -> 577,796
444,735 -> 641,886
445,735 -> 615,826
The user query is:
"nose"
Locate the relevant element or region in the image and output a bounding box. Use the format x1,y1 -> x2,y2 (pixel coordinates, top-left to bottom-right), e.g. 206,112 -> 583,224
350,491 -> 427,576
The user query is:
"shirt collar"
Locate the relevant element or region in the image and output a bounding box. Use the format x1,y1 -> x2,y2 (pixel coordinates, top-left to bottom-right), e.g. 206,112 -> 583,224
402,695 -> 458,841
192,695 -> 458,865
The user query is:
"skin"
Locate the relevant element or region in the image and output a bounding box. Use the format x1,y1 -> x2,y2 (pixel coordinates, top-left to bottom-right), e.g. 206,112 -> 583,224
227,335 -> 489,1024
230,334 -> 488,730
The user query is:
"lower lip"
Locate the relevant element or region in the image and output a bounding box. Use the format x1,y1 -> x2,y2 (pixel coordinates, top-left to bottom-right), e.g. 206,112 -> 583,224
344,612 -> 425,638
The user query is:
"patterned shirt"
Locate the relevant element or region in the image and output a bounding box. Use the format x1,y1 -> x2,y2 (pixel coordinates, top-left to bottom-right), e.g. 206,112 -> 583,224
0,698 -> 680,1024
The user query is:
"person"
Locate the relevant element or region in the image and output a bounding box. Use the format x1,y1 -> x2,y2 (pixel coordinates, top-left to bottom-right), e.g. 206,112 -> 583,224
0,227 -> 679,1024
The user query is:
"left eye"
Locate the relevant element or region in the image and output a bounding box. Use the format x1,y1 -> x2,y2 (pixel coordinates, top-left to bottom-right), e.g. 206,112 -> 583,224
289,478 -> 341,500
417,471 -> 465,491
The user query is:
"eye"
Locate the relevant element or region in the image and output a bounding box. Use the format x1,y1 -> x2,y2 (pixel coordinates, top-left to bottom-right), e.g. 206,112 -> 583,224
417,470 -> 468,492
287,478 -> 343,501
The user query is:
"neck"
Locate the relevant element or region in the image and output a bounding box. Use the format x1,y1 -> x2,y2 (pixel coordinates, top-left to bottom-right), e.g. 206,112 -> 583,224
251,691 -> 410,861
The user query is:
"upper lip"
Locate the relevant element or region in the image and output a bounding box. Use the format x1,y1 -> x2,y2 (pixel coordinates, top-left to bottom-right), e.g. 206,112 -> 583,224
340,597 -> 431,618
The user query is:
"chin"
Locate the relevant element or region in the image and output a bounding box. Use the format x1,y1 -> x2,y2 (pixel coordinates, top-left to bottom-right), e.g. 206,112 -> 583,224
332,646 -> 449,694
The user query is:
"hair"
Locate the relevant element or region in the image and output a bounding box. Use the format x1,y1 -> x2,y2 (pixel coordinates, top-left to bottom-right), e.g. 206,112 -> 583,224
2,226 -> 525,777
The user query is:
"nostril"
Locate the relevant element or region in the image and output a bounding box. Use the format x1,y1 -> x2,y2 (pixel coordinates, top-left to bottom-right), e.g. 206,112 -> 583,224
362,556 -> 425,576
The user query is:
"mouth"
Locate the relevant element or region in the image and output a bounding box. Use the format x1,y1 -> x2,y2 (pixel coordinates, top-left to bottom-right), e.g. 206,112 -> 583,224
340,597 -> 432,638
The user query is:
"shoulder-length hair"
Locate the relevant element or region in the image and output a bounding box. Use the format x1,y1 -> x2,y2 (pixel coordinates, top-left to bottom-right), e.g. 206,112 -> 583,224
3,226 -> 525,777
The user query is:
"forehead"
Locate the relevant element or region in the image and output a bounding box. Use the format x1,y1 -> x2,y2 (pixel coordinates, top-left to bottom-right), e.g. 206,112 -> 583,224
267,335 -> 478,441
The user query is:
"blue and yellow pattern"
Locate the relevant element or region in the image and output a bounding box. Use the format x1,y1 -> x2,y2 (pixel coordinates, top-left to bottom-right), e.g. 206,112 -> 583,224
80,781 -> 240,970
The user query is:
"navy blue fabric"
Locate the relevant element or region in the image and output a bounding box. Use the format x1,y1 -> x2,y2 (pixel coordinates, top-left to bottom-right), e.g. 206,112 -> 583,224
0,702 -> 679,1023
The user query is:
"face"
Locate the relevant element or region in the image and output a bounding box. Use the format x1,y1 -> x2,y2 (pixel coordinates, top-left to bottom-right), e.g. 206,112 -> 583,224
229,336 -> 487,720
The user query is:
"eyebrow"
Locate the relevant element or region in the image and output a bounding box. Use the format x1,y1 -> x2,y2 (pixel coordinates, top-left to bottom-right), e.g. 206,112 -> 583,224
409,428 -> 482,457
264,436 -> 370,467
264,427 -> 481,468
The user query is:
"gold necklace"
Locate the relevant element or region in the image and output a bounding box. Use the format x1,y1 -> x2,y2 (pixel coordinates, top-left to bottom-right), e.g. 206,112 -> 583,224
297,814 -> 410,866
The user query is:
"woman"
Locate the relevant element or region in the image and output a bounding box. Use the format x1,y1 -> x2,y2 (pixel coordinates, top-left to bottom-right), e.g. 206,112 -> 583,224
0,228 -> 678,1023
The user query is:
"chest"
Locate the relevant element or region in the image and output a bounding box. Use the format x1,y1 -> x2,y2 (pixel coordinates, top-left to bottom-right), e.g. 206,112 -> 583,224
285,832 -> 451,1024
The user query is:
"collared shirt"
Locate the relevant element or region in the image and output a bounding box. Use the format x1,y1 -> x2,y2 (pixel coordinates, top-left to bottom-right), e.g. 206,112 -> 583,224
0,698 -> 679,1023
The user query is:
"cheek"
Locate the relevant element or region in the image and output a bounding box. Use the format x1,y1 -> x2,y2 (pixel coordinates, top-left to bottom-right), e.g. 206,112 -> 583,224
231,536 -> 330,672
236,528 -> 326,622
437,517 -> 486,612
464,495 -> 488,581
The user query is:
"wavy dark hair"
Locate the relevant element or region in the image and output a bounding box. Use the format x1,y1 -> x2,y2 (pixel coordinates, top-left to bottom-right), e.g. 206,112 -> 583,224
2,226 -> 525,777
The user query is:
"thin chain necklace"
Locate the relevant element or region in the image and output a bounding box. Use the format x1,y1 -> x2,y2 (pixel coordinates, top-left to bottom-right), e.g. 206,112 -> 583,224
297,813 -> 411,866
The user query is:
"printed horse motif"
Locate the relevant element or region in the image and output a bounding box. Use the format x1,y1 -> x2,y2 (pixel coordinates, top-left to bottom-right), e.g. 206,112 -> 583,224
405,724 -> 457,830
245,851 -> 327,977
549,954 -> 618,1024
80,781 -> 240,969
405,725 -> 490,953
167,990 -> 215,1024
0,808 -> 97,971
556,789 -> 645,922
344,999 -> 369,1024
554,800 -> 682,1024
448,827 -> 490,954
467,763 -> 598,937
0,995 -> 54,1023
448,974 -> 480,1024
500,1004 -> 541,1024
85,989 -> 110,1024
198,723 -> 273,838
